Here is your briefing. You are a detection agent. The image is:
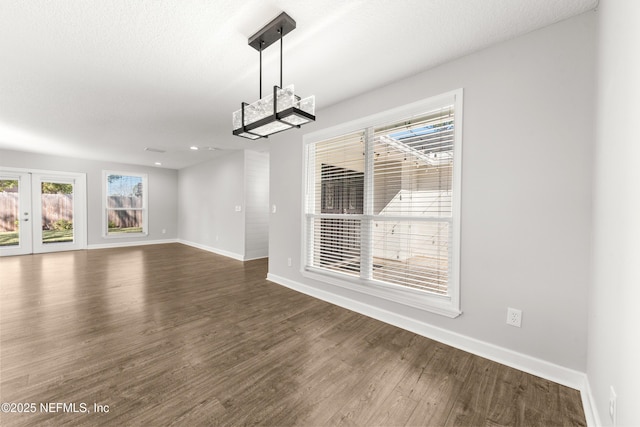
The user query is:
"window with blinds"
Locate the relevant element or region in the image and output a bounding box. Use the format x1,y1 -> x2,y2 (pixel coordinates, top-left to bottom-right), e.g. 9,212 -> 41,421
304,90 -> 462,316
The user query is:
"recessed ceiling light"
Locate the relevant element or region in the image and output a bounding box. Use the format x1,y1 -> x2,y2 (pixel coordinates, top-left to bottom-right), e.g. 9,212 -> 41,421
190,146 -> 199,150
154,162 -> 162,166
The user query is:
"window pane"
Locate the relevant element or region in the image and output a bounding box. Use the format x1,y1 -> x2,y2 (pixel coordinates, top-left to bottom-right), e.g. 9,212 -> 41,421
309,217 -> 361,276
371,219 -> 450,294
373,108 -> 454,218
107,175 -> 143,202
310,132 -> 365,215
107,210 -> 143,233
41,181 -> 74,244
0,179 -> 19,247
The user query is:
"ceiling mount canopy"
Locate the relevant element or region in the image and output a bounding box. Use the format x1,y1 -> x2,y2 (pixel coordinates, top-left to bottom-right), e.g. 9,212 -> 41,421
247,12 -> 296,51
233,12 -> 316,140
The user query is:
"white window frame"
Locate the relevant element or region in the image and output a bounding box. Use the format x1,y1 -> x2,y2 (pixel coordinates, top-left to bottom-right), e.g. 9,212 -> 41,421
103,171 -> 149,238
302,89 -> 463,317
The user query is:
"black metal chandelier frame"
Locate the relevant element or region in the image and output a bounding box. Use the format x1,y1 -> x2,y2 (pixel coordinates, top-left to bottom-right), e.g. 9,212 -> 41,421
233,12 -> 316,139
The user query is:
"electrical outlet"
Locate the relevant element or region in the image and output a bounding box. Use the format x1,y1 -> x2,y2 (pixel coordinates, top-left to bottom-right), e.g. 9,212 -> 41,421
287,257 -> 292,267
506,307 -> 522,327
609,386 -> 617,426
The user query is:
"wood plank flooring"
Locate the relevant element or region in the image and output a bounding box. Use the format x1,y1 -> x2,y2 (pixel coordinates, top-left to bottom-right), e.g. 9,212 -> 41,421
0,243 -> 586,426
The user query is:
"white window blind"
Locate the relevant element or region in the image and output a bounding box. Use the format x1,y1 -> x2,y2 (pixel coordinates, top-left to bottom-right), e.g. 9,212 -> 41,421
304,90 -> 462,315
307,131 -> 365,276
368,107 -> 454,294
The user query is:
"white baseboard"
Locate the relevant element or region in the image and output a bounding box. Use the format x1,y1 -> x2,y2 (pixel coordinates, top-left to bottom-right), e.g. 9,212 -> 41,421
267,272 -> 597,426
88,238 -> 261,262
177,239 -> 244,261
244,255 -> 269,261
244,250 -> 269,261
88,238 -> 178,250
581,377 -> 601,427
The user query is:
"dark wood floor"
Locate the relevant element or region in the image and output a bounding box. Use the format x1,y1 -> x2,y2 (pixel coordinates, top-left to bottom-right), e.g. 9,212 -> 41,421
0,243 -> 585,426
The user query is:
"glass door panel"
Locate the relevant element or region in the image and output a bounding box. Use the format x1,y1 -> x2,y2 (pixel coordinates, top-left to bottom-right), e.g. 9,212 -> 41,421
0,178 -> 19,247
40,180 -> 74,245
0,172 -> 32,256
32,173 -> 86,254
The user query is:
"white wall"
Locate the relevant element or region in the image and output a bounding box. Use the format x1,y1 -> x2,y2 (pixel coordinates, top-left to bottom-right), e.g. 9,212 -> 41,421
0,148 -> 178,246
588,1 -> 640,426
244,150 -> 269,260
269,12 -> 595,372
177,150 -> 246,259
178,150 -> 270,261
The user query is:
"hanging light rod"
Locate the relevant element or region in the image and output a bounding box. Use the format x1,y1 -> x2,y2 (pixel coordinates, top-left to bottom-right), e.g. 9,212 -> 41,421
232,12 -> 316,140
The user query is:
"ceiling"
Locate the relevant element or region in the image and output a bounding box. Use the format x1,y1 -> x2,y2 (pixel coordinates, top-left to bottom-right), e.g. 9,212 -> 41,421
0,0 -> 597,170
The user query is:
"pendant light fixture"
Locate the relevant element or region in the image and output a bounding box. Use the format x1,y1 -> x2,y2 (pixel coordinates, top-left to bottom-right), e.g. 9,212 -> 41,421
232,12 -> 316,139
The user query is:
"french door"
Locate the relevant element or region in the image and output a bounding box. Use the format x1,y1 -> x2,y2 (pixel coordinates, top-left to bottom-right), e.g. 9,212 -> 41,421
0,169 -> 87,256
0,171 -> 32,255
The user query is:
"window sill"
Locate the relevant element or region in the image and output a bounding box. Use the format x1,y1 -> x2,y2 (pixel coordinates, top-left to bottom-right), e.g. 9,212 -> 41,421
302,267 -> 461,318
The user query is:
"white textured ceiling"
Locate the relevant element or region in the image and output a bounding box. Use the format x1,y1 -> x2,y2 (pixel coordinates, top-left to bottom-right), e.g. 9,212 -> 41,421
0,0 -> 597,169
